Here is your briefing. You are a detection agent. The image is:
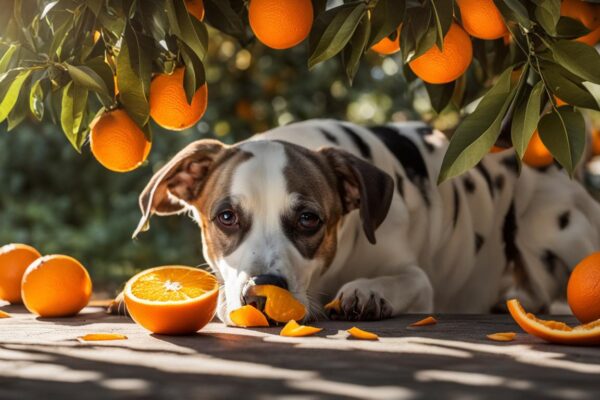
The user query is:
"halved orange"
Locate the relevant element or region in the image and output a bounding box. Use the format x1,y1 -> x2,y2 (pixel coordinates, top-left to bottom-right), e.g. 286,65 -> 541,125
507,299 -> 600,345
409,316 -> 438,327
124,266 -> 219,335
347,326 -> 379,340
230,305 -> 269,327
280,319 -> 322,337
487,332 -> 516,342
249,285 -> 306,323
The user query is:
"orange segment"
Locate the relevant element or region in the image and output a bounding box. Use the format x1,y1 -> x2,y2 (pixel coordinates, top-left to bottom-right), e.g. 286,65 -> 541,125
507,299 -> 600,345
487,332 -> 516,342
324,299 -> 341,314
280,320 -> 322,337
124,266 -> 219,335
0,243 -> 41,304
347,326 -> 379,340
0,310 -> 11,318
78,333 -> 128,341
409,316 -> 438,327
230,305 -> 269,327
250,285 -> 306,323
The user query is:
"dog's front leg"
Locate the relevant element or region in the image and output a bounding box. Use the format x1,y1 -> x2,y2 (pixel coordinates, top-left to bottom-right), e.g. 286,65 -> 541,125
330,265 -> 433,321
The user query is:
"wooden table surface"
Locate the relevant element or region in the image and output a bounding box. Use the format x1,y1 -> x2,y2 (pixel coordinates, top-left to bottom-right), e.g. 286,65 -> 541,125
1,302 -> 599,400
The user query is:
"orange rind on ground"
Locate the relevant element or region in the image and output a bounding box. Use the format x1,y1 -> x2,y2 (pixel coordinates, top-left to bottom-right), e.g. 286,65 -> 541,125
280,320 -> 322,337
347,326 -> 379,340
409,316 -> 438,327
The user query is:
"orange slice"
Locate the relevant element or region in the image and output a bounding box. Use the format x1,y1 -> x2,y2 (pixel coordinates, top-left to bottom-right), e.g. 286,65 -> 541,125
230,305 -> 270,327
124,266 -> 219,335
78,333 -> 128,341
324,299 -> 341,313
347,326 -> 379,340
507,299 -> 600,345
409,316 -> 437,327
487,332 -> 516,342
280,319 -> 322,337
249,285 -> 306,323
0,310 -> 11,318
88,299 -> 115,308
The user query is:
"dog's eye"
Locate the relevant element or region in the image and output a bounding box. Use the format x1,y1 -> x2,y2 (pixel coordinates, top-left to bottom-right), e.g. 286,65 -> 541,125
217,210 -> 238,227
298,212 -> 321,230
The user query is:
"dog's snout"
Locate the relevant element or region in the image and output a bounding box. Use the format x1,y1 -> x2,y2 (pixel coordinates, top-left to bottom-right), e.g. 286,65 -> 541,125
242,274 -> 288,309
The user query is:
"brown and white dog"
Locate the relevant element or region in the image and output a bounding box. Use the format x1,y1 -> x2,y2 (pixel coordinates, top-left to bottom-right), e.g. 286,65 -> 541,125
127,119 -> 600,323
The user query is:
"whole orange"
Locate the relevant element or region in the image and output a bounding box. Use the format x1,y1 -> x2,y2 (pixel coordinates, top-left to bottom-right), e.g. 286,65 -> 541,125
592,129 -> 600,156
21,255 -> 92,317
522,130 -> 553,168
249,0 -> 313,50
371,28 -> 401,55
567,252 -> 600,323
149,67 -> 208,131
409,23 -> 473,84
0,244 -> 41,304
561,0 -> 600,46
90,109 -> 151,172
185,0 -> 204,20
457,0 -> 508,40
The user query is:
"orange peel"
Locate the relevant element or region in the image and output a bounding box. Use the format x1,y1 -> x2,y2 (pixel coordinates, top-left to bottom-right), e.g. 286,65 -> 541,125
78,333 -> 128,341
347,326 -> 379,340
487,332 -> 517,342
280,320 -> 322,337
409,316 -> 438,327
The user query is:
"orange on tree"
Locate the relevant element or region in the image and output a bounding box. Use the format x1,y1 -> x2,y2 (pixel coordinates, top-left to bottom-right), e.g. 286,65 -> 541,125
124,266 -> 219,335
522,130 -> 553,168
409,23 -> 473,84
490,145 -> 509,153
248,284 -> 306,323
248,0 -> 313,50
21,255 -> 92,317
185,0 -> 205,21
149,67 -> 208,131
457,0 -> 508,40
560,0 -> 600,46
567,252 -> 600,323
90,109 -> 151,173
371,28 -> 401,55
0,244 -> 41,304
507,298 -> 600,345
230,305 -> 270,327
591,128 -> 600,156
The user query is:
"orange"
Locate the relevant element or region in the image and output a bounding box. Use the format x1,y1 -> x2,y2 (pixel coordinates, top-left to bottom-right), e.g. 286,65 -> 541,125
522,130 -> 553,168
280,319 -> 322,337
21,255 -> 92,317
230,305 -> 269,327
149,67 -> 208,130
567,252 -> 600,323
371,28 -> 401,55
560,0 -> 600,46
0,244 -> 41,304
249,284 -> 306,323
457,0 -> 508,40
507,298 -> 600,345
347,326 -> 378,340
554,96 -> 568,107
124,266 -> 219,335
409,23 -> 473,84
592,128 -> 600,156
409,316 -> 438,327
490,145 -> 509,153
90,109 -> 151,172
486,332 -> 516,342
185,0 -> 205,21
248,0 -> 313,50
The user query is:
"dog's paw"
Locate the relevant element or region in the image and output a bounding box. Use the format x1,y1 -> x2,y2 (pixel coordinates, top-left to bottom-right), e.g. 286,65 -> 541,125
106,292 -> 129,316
329,283 -> 392,321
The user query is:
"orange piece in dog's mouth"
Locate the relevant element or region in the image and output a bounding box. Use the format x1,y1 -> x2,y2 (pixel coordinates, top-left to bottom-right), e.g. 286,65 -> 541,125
324,299 -> 341,313
230,305 -> 270,327
347,326 -> 379,340
487,332 -> 516,342
409,316 -> 437,327
280,320 -> 322,337
0,310 -> 11,318
78,333 -> 128,341
247,285 -> 306,323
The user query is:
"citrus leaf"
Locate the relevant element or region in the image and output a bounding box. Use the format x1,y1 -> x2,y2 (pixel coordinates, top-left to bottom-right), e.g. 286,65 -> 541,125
367,0 -> 405,48
308,2 -> 366,69
511,80 -> 544,159
582,82 -> 600,110
65,63 -> 111,105
494,0 -> 532,29
0,44 -> 19,74
426,81 -> 456,113
549,40 -> 600,84
439,66 -> 520,182
0,69 -> 31,123
168,0 -> 208,61
540,61 -> 599,110
29,78 -> 44,121
534,0 -> 560,35
555,16 -> 590,38
400,5 -> 432,62
343,13 -> 370,84
180,41 -> 206,104
60,81 -> 89,152
204,0 -> 248,43
538,108 -> 585,175
430,0 -> 453,50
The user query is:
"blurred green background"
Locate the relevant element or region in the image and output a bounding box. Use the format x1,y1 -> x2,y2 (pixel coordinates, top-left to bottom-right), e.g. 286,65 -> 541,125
0,31 -> 434,294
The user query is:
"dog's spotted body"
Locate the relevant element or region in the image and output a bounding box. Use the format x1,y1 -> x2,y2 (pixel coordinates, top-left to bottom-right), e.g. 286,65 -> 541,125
131,119 -> 600,324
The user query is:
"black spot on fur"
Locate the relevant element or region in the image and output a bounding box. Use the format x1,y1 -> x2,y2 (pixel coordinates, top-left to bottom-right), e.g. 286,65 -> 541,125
369,125 -> 431,206
494,175 -> 505,191
338,124 -> 372,160
395,173 -> 404,197
558,211 -> 570,230
452,183 -> 460,227
318,128 -> 339,145
542,250 -> 560,275
500,155 -> 519,174
475,233 -> 485,253
502,202 -> 518,263
475,163 -> 494,197
463,176 -> 476,193
415,126 -> 435,152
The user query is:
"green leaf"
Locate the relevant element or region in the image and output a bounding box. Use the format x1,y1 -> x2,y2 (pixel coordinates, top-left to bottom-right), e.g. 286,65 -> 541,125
400,5 -> 432,62
60,81 -> 89,152
65,63 -> 111,105
439,66 -> 520,182
511,80 -> 544,159
0,69 -> 31,123
343,13 -> 370,84
168,0 -> 209,61
430,0 -> 453,50
549,40 -> 600,84
29,79 -> 44,121
85,56 -> 116,98
0,44 -> 19,73
494,0 -> 532,29
180,41 -> 206,104
534,0 -> 560,35
204,0 -> 248,43
367,0 -> 405,48
582,82 -> 600,109
425,81 -> 455,113
540,61 -> 599,110
538,108 -> 585,175
47,10 -> 74,60
308,2 -> 366,69
555,16 -> 591,38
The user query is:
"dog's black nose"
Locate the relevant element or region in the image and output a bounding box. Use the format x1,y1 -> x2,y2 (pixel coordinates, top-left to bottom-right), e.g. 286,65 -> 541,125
242,274 -> 288,310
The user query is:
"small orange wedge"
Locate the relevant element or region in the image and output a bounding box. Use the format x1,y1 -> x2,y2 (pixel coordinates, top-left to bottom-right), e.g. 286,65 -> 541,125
78,333 -> 128,341
487,332 -> 516,342
230,305 -> 269,327
280,319 -> 322,337
324,299 -> 341,313
409,316 -> 437,327
124,266 -> 219,335
507,299 -> 600,345
249,285 -> 306,323
347,326 -> 379,340
0,310 -> 11,318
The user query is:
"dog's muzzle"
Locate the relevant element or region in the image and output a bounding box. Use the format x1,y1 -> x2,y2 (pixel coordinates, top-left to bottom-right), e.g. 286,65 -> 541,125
242,274 -> 288,311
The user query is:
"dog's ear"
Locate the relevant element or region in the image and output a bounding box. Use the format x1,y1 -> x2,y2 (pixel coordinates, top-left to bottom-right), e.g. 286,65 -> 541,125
320,147 -> 394,244
132,139 -> 226,239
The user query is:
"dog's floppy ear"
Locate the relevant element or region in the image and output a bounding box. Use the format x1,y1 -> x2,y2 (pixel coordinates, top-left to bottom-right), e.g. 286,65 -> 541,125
320,147 -> 394,244
132,139 -> 226,238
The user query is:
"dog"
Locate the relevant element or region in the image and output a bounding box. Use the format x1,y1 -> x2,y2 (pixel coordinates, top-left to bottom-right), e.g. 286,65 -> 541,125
123,119 -> 600,323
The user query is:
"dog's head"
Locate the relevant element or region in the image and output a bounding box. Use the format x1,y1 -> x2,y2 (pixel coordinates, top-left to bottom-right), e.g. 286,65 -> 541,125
133,139 -> 394,323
